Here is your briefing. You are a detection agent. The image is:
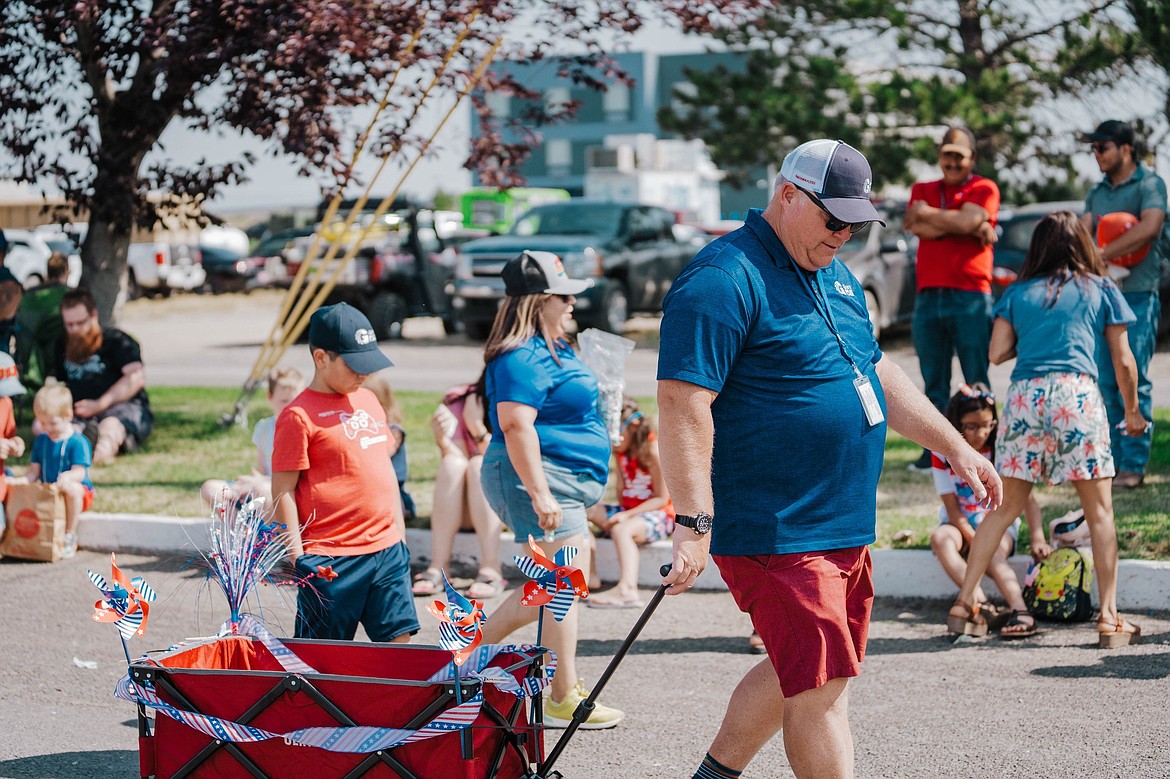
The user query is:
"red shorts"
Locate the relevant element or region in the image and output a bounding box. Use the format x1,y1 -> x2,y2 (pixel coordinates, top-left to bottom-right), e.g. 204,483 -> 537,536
82,487 -> 94,512
714,546 -> 873,698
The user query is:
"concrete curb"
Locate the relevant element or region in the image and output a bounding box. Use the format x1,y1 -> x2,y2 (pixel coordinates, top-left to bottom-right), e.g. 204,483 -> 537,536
76,512 -> 1170,611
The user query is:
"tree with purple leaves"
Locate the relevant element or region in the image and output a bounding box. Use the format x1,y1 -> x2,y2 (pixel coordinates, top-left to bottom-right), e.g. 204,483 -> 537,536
0,0 -> 762,324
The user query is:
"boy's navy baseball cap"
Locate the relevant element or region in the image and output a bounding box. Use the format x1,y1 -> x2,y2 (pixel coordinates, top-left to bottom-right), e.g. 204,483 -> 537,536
307,302 -> 393,375
779,139 -> 884,226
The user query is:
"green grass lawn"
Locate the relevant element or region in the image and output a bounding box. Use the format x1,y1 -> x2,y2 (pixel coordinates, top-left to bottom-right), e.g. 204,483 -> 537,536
17,388 -> 1167,559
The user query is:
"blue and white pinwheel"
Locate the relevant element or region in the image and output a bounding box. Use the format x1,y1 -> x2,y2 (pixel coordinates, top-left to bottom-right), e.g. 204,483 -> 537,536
514,535 -> 589,622
426,570 -> 486,666
88,553 -> 158,641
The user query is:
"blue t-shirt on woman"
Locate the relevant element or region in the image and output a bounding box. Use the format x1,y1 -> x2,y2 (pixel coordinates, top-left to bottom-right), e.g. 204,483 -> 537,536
485,336 -> 610,483
993,274 -> 1135,383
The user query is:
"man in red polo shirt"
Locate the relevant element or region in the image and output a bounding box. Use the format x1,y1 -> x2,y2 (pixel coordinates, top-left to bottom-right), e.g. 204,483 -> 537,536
904,126 -> 1001,473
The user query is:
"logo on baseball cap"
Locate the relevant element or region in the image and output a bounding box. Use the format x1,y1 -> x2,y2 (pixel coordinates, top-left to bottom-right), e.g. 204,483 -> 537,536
779,139 -> 884,226
501,251 -> 592,297
307,302 -> 394,375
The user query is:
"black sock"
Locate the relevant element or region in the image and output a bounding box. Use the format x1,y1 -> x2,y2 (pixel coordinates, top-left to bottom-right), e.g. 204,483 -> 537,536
693,752 -> 742,779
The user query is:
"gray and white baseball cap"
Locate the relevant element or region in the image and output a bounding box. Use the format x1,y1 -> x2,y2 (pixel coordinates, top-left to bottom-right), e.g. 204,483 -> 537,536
780,139 -> 884,226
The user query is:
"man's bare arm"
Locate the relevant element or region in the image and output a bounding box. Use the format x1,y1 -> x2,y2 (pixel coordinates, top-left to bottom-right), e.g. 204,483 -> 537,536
874,358 -> 1002,510
657,379 -> 717,595
906,201 -> 992,240
1099,208 -> 1165,262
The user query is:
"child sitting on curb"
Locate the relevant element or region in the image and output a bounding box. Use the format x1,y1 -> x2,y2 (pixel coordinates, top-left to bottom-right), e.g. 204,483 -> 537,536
25,384 -> 94,559
586,398 -> 674,608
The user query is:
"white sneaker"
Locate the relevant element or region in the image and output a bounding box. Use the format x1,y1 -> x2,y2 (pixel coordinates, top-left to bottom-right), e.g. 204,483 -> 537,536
542,679 -> 623,730
61,533 -> 77,560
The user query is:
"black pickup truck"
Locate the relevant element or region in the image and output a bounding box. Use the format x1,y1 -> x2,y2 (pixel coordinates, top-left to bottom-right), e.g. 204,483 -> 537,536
450,200 -> 695,339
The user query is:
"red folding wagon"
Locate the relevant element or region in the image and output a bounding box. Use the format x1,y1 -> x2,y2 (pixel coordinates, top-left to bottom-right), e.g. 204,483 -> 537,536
125,631 -> 548,779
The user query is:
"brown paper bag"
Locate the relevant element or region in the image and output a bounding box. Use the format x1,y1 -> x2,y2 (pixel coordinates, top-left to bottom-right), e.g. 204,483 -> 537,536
0,483 -> 66,562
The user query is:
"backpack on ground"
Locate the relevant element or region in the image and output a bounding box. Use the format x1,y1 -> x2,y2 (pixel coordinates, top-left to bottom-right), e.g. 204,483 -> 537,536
1022,547 -> 1094,622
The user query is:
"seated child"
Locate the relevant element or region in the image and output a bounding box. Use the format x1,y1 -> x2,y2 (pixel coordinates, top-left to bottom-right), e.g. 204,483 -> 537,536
201,367 -> 304,512
0,353 -> 27,540
586,398 -> 674,609
930,384 -> 1044,638
25,384 -> 94,559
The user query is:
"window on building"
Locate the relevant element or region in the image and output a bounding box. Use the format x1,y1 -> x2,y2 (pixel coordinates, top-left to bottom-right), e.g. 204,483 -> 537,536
544,87 -> 571,115
485,91 -> 511,118
604,82 -> 631,122
546,139 -> 572,177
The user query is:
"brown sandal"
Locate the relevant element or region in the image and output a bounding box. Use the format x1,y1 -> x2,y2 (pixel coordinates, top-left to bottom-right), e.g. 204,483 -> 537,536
947,598 -> 988,637
1097,617 -> 1141,648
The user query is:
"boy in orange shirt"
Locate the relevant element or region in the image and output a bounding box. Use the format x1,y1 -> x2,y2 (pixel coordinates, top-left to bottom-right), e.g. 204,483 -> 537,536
271,303 -> 418,642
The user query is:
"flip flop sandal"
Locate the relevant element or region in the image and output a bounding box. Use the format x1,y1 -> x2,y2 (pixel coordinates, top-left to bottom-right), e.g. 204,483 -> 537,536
947,598 -> 988,637
466,574 -> 506,599
587,596 -> 643,609
1097,617 -> 1141,648
411,569 -> 442,597
999,610 -> 1039,640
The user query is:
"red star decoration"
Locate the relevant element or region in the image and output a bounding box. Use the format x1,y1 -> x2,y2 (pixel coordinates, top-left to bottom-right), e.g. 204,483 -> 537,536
315,565 -> 339,582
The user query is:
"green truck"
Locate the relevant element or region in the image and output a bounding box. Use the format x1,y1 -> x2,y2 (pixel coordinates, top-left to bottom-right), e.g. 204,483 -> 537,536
459,187 -> 570,234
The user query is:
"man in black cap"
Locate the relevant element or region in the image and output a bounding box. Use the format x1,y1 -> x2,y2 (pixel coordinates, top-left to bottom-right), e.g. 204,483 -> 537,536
657,139 -> 1003,779
271,302 -> 419,643
1080,120 -> 1167,489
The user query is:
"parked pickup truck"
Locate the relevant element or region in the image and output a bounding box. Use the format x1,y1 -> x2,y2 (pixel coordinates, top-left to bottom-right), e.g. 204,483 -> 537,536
450,200 -> 694,339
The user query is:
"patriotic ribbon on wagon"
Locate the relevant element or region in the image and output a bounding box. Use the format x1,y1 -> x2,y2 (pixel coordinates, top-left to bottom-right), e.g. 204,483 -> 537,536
426,570 -> 487,666
113,614 -> 550,753
514,535 -> 589,622
426,642 -> 558,700
88,554 -> 157,641
115,674 -> 485,753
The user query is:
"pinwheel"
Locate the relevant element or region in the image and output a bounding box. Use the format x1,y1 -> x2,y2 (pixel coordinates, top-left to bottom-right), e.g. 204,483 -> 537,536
426,570 -> 487,667
88,553 -> 157,643
514,535 -> 589,624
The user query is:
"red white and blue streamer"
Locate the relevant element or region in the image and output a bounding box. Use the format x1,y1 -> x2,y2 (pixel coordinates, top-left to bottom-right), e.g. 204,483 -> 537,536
88,554 -> 157,640
514,535 -> 589,622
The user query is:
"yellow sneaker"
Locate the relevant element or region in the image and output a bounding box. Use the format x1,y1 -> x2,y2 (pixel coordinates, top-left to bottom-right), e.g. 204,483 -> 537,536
543,678 -> 624,730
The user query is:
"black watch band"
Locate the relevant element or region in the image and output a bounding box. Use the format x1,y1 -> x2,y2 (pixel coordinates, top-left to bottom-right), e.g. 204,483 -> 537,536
675,512 -> 713,535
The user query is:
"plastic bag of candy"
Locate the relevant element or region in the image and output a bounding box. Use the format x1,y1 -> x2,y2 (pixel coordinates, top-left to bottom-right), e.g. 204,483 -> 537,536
577,328 -> 636,446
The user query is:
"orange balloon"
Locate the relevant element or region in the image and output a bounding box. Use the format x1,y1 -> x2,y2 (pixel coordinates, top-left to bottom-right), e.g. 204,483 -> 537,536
1096,211 -> 1149,267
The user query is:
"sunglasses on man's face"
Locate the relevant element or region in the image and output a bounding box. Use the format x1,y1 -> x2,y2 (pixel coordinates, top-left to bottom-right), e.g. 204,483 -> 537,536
1090,142 -> 1116,154
794,186 -> 867,234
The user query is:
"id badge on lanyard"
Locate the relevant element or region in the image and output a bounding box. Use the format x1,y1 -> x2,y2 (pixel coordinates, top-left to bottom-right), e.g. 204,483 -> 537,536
853,374 -> 885,426
804,268 -> 885,428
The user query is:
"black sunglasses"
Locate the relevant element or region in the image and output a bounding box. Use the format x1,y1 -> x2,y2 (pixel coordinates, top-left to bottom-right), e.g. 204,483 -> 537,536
794,186 -> 867,234
1090,142 -> 1116,154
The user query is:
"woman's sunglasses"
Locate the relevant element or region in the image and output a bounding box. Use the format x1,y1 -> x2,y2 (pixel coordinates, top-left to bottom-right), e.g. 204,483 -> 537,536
794,186 -> 867,234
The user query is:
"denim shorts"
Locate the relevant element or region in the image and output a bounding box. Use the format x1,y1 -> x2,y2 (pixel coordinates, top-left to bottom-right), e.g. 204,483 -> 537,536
480,449 -> 605,542
294,541 -> 419,642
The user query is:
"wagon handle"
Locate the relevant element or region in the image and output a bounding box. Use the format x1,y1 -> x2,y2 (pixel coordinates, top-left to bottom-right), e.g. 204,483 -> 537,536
536,565 -> 673,777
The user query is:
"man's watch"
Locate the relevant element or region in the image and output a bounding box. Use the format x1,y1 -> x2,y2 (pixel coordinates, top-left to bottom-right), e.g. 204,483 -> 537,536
675,512 -> 713,536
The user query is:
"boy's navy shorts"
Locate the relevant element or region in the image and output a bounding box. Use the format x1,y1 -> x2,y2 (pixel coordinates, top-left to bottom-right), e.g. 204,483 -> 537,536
294,541 -> 419,642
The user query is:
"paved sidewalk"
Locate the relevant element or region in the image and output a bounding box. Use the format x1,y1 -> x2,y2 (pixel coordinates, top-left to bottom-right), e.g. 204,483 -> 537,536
0,550 -> 1167,778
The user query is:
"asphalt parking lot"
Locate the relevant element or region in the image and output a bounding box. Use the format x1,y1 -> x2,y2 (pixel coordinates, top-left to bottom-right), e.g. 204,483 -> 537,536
1,551 -> 1168,779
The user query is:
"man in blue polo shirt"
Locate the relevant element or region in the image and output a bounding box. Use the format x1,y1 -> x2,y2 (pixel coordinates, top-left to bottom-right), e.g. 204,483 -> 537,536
1080,119 -> 1167,489
657,139 -> 1004,779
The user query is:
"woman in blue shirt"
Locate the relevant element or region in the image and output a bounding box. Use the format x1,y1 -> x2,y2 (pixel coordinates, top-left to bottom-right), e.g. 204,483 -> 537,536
948,212 -> 1146,647
476,250 -> 623,730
